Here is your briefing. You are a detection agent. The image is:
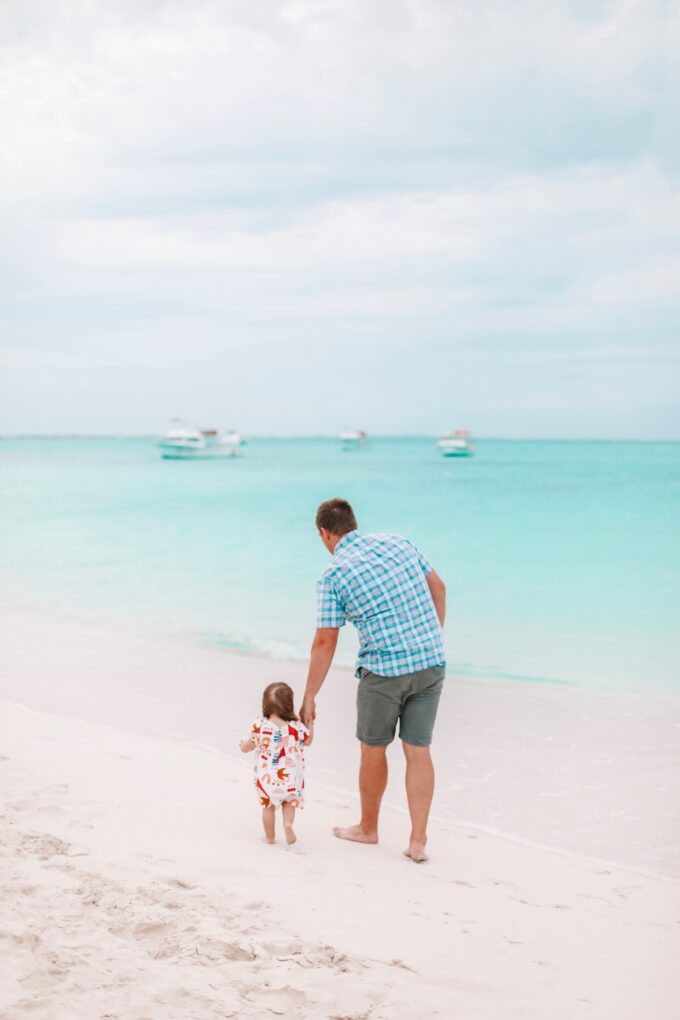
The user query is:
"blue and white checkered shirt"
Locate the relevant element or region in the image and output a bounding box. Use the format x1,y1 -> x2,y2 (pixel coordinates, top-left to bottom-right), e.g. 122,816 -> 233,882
316,530 -> 445,678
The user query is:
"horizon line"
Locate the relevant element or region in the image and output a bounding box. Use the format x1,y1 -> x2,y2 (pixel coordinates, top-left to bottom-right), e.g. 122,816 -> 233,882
2,433 -> 679,443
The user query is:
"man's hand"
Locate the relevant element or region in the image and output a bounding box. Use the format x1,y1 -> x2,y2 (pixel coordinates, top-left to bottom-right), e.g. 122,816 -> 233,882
300,696 -> 316,728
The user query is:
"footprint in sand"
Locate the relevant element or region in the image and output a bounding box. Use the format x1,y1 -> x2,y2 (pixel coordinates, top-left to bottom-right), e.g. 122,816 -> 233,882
20,833 -> 71,859
133,921 -> 174,939
263,939 -> 303,956
165,877 -> 196,890
195,937 -> 258,962
390,958 -> 416,972
66,843 -> 90,857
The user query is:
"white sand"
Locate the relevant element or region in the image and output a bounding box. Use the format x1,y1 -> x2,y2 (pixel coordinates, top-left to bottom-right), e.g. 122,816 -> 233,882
1,698 -> 678,1020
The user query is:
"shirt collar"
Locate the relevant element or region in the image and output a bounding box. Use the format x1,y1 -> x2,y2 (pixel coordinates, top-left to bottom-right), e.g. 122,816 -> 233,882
334,529 -> 360,555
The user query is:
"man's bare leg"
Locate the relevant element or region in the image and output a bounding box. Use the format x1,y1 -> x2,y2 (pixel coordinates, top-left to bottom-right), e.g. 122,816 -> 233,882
282,800 -> 297,845
333,744 -> 387,844
402,742 -> 435,862
262,805 -> 276,844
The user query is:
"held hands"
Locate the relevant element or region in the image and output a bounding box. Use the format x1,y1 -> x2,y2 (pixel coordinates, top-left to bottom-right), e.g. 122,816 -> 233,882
300,696 -> 316,728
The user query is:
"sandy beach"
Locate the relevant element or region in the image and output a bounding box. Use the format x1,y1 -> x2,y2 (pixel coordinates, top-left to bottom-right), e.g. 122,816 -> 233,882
1,610 -> 679,1019
1,699 -> 678,1019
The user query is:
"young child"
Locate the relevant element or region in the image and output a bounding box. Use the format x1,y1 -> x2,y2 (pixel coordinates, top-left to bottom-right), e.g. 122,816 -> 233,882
239,681 -> 313,846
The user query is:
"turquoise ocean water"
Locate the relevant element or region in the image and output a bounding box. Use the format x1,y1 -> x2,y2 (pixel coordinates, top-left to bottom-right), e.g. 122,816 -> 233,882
2,437 -> 679,695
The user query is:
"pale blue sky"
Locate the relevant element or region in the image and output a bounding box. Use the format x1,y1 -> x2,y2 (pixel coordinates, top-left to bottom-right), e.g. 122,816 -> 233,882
1,0 -> 679,437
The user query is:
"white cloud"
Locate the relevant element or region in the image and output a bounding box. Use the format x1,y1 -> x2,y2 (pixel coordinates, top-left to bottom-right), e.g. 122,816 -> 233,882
0,0 -> 678,435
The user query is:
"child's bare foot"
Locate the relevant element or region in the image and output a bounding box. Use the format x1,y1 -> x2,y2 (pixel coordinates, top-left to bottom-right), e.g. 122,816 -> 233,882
263,836 -> 276,845
332,824 -> 378,844
284,824 -> 297,846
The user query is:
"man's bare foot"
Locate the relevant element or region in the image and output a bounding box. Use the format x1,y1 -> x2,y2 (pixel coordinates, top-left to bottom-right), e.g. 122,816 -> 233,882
403,841 -> 428,863
332,824 -> 378,844
284,824 -> 297,846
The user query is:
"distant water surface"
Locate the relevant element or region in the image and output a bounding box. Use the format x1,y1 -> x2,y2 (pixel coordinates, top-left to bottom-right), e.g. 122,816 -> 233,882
2,437 -> 679,694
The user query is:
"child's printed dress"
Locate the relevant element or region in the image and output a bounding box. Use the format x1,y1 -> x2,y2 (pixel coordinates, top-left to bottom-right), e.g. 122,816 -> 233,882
249,717 -> 310,809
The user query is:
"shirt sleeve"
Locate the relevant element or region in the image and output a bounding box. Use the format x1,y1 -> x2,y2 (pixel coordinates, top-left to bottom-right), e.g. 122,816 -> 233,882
316,575 -> 346,628
406,539 -> 433,575
249,718 -> 263,746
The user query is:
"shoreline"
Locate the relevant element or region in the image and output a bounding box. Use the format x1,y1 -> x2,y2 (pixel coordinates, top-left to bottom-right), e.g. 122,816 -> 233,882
1,602 -> 679,879
6,584 -> 678,700
6,590 -> 680,701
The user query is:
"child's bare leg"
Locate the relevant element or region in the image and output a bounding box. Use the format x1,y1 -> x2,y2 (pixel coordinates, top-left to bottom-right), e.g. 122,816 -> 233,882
282,801 -> 296,845
262,805 -> 276,843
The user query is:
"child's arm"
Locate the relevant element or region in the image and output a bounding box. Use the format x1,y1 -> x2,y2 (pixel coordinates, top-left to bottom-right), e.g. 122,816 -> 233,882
303,723 -> 314,748
240,719 -> 262,753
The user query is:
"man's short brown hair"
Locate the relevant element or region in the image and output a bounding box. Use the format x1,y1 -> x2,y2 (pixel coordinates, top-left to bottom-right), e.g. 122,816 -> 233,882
316,498 -> 357,536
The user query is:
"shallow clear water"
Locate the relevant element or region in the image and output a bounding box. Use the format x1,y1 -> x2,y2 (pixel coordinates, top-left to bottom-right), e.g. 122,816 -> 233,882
2,436 -> 679,693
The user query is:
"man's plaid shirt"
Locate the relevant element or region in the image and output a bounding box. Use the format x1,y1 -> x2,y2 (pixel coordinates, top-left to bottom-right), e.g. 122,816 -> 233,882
316,530 -> 445,678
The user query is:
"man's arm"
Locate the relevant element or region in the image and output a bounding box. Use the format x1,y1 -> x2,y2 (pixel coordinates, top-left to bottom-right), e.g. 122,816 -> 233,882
426,569 -> 446,628
300,627 -> 339,726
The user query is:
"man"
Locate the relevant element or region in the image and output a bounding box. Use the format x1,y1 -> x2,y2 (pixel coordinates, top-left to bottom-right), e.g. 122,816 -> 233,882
300,498 -> 446,863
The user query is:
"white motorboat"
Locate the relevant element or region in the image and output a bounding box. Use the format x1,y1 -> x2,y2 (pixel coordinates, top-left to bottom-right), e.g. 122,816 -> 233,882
437,429 -> 475,457
159,421 -> 241,459
339,428 -> 367,449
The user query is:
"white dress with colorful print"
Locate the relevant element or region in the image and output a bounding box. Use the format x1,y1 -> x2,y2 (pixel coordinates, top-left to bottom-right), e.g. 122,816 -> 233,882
250,717 -> 310,809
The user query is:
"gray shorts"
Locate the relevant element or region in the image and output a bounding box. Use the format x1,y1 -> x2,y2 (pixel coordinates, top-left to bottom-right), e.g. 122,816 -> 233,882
356,665 -> 445,747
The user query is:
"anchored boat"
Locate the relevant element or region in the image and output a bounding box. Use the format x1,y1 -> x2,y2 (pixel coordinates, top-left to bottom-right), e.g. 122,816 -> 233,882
159,421 -> 242,459
339,428 -> 367,450
437,429 -> 475,457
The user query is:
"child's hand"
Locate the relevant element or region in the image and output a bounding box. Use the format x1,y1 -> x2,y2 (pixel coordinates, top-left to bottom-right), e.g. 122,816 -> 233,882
239,738 -> 255,753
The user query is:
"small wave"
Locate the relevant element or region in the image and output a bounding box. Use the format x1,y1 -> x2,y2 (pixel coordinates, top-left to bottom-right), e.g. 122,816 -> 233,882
198,630 -> 320,664
448,661 -> 576,687
198,631 -> 575,686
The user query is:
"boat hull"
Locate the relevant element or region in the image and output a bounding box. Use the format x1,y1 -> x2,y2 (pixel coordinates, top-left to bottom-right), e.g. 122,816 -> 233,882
437,440 -> 474,457
159,444 -> 239,460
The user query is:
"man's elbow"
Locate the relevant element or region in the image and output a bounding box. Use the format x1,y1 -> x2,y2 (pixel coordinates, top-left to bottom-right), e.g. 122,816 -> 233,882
314,628 -> 339,649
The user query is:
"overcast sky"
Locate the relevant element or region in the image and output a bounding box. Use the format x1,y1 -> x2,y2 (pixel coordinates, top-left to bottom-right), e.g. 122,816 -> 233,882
1,0 -> 679,437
